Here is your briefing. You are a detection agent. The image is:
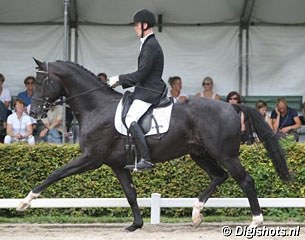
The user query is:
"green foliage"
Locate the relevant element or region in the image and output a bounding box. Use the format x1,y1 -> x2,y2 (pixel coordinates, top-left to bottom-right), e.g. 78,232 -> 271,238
1,142 -> 305,219
279,135 -> 298,149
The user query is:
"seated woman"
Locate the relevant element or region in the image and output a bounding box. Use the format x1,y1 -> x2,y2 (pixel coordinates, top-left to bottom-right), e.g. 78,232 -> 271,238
168,76 -> 188,103
271,97 -> 301,141
4,99 -> 35,144
256,100 -> 273,129
0,73 -> 12,139
254,100 -> 273,142
226,91 -> 253,144
195,76 -> 221,100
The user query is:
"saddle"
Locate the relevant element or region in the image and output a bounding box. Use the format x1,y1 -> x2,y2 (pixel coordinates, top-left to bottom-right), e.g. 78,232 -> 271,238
121,88 -> 172,134
116,87 -> 173,168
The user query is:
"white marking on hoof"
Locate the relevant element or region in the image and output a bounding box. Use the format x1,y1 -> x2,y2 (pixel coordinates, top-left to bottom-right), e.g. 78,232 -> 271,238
249,214 -> 264,228
192,199 -> 204,227
16,191 -> 40,211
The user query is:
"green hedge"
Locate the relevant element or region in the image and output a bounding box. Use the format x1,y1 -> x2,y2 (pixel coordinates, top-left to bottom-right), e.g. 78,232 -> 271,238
1,142 -> 305,218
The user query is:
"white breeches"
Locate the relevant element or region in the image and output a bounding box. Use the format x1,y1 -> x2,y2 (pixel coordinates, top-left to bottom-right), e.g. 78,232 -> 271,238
125,99 -> 152,128
4,135 -> 35,145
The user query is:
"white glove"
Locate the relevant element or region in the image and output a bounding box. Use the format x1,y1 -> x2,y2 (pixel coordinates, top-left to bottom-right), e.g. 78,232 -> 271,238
108,75 -> 119,88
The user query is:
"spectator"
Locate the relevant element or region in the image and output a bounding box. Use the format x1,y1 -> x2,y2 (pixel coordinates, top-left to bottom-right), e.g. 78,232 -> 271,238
299,101 -> 305,125
0,73 -> 11,123
0,101 -> 7,128
226,91 -> 253,144
17,76 -> 35,107
168,76 -> 188,103
0,100 -> 6,142
255,100 -> 273,129
4,99 -> 35,144
195,76 -> 221,100
39,104 -> 65,144
97,72 -> 108,83
271,97 -> 301,141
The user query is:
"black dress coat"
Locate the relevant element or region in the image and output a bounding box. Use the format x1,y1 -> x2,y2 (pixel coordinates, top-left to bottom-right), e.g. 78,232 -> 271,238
118,34 -> 166,106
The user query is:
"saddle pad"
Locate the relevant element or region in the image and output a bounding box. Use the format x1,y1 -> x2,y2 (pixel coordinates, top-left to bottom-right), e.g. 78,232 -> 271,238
114,98 -> 173,136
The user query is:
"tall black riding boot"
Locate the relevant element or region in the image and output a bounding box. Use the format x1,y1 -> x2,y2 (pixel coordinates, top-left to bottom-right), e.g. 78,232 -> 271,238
125,121 -> 154,171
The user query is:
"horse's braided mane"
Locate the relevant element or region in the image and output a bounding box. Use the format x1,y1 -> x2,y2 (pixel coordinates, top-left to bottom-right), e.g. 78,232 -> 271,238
55,60 -> 108,86
55,60 -> 122,97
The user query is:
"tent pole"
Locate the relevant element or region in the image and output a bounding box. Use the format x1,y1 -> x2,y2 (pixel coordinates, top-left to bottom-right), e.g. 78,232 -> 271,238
63,0 -> 69,61
74,25 -> 78,63
62,0 -> 69,144
240,0 -> 255,96
238,25 -> 243,95
245,27 -> 249,96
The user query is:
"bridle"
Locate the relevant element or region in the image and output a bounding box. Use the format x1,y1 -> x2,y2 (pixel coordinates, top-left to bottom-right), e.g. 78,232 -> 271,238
32,62 -> 54,118
33,62 -> 106,118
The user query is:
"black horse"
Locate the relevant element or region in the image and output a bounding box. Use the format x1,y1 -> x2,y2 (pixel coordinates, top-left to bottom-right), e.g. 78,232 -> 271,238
17,59 -> 290,231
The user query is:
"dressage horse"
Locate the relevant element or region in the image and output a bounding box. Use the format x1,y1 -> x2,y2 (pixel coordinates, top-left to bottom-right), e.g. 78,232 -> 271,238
17,59 -> 290,231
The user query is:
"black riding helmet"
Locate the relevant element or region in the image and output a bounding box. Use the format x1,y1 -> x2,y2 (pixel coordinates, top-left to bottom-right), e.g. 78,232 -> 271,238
133,9 -> 156,27
133,9 -> 156,38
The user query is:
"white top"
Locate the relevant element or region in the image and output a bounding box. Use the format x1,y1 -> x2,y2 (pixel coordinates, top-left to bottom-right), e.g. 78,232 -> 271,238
0,87 -> 11,103
200,91 -> 216,99
7,112 -> 32,136
168,92 -> 188,103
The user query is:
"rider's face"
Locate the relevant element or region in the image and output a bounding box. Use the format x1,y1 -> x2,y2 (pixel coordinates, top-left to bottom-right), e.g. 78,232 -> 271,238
134,22 -> 148,38
134,22 -> 142,38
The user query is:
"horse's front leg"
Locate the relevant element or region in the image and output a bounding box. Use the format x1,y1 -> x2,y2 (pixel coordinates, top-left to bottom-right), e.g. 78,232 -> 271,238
113,167 -> 143,232
17,153 -> 102,211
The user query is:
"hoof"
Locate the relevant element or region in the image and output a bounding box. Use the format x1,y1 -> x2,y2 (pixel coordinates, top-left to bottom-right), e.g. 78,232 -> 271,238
16,191 -> 40,211
124,223 -> 143,232
249,214 -> 264,228
192,213 -> 203,227
192,199 -> 204,227
16,200 -> 31,211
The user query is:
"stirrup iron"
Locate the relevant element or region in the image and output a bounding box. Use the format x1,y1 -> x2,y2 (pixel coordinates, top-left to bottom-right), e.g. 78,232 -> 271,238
124,145 -> 138,172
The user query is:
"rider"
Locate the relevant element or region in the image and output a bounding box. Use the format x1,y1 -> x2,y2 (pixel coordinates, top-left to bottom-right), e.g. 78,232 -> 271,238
108,9 -> 166,171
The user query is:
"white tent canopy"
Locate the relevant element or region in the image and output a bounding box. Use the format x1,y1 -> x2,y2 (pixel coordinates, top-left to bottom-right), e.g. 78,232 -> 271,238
1,0 -> 305,97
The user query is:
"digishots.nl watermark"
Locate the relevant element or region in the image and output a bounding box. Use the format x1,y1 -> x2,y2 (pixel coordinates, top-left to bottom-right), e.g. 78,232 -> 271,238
222,225 -> 300,238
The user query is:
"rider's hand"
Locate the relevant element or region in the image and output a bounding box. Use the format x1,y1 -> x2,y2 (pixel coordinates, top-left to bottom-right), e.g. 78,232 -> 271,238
108,75 -> 120,88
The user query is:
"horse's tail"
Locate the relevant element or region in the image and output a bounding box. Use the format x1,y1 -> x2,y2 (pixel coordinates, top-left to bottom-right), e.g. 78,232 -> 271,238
237,105 -> 291,182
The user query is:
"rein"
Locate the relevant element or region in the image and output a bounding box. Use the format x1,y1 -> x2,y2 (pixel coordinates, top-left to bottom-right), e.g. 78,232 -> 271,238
35,66 -> 108,108
56,85 -> 107,105
35,62 -> 166,115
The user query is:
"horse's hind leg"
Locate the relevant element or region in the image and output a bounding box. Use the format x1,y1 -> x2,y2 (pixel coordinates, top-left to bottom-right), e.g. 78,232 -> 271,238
222,156 -> 263,227
17,153 -> 102,211
113,168 -> 143,232
190,153 -> 229,227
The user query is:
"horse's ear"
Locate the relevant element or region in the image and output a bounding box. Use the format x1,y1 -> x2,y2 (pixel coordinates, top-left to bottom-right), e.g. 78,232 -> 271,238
33,57 -> 44,70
